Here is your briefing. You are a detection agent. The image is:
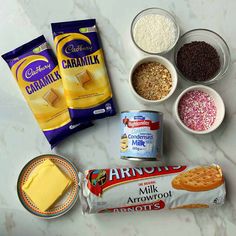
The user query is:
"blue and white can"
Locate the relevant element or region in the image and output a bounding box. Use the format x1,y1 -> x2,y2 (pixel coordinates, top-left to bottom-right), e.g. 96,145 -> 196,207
120,110 -> 163,161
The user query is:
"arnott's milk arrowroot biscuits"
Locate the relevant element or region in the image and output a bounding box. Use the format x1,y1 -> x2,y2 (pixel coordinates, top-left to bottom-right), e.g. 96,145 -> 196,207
51,19 -> 116,122
2,35 -> 92,148
79,164 -> 225,214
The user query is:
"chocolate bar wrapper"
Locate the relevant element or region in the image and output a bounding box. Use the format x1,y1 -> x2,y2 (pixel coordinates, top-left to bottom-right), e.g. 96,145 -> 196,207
51,19 -> 116,122
2,35 -> 93,148
79,165 -> 225,213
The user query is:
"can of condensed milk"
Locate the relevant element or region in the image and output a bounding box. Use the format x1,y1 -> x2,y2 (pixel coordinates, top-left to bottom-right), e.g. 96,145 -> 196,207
120,110 -> 163,161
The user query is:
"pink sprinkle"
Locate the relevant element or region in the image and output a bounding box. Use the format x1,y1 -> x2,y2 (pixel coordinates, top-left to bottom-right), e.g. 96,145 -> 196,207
178,90 -> 217,131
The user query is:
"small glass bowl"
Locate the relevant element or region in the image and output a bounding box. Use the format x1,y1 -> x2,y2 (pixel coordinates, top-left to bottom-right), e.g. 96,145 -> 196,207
131,8 -> 180,55
174,29 -> 231,85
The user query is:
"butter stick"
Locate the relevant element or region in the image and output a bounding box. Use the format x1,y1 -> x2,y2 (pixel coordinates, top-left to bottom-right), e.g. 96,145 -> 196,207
22,159 -> 72,212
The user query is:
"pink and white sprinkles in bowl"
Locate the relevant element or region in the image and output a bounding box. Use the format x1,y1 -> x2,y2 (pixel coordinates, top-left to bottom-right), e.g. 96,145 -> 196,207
178,90 -> 217,131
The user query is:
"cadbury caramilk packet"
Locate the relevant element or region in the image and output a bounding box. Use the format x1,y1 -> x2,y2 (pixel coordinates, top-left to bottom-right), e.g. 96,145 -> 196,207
2,35 -> 92,148
51,19 -> 116,122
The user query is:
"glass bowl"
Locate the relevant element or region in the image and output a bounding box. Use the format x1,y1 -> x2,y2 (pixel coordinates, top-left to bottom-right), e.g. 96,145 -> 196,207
131,8 -> 180,55
174,29 -> 231,85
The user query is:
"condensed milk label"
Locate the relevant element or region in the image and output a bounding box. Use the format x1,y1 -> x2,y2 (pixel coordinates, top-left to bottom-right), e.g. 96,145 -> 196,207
120,111 -> 163,160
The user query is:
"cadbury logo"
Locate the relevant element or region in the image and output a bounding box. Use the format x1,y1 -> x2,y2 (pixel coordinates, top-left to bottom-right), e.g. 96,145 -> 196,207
69,124 -> 80,129
65,44 -> 92,54
25,64 -> 51,79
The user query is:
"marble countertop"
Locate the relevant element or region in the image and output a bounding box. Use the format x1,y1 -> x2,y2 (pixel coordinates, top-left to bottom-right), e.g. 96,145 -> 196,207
1,0 -> 236,235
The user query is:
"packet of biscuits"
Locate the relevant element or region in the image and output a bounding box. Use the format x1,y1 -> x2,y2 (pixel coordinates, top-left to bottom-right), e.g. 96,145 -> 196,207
79,164 -> 226,213
2,35 -> 93,148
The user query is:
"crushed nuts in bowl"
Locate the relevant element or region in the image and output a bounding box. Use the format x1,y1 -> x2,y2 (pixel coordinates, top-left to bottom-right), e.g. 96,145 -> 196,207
129,56 -> 178,104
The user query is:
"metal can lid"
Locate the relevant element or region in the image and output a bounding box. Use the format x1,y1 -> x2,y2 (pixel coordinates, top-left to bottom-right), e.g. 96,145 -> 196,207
121,156 -> 158,161
121,110 -> 163,116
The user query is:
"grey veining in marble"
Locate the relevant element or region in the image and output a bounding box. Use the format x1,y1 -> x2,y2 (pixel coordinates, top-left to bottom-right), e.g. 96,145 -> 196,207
0,0 -> 236,235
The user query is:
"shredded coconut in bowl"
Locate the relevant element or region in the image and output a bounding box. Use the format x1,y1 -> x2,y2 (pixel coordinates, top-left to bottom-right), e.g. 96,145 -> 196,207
133,14 -> 177,53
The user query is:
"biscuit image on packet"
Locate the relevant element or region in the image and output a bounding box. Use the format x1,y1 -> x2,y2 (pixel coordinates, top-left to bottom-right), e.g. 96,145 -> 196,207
2,35 -> 93,148
43,89 -> 59,107
170,204 -> 209,209
172,166 -> 224,192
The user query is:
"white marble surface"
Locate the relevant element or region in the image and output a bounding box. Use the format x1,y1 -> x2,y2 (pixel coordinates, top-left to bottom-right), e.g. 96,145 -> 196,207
0,0 -> 236,235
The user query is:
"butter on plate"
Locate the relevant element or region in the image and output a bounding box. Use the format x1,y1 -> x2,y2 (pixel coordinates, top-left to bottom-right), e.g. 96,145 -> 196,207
22,159 -> 72,212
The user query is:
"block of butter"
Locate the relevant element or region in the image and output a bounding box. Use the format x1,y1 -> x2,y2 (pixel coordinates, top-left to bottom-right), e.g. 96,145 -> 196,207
22,159 -> 72,212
